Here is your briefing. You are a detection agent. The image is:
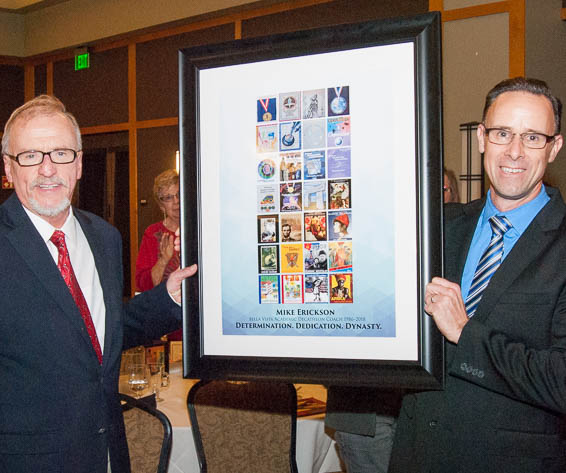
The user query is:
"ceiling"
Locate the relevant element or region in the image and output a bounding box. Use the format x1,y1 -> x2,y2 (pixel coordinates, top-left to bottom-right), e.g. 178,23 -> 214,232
0,0 -> 68,13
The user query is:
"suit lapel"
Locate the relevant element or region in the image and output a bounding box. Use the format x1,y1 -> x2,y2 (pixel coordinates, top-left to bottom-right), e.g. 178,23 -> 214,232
2,195 -> 100,362
471,188 -> 566,322
445,200 -> 484,284
74,209 -> 118,369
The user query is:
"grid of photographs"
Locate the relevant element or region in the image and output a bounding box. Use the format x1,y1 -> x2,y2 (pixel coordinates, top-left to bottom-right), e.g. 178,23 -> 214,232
256,87 -> 353,304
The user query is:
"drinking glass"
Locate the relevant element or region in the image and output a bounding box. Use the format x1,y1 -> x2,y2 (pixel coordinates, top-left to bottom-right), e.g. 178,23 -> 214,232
127,364 -> 148,399
161,370 -> 170,390
147,363 -> 164,402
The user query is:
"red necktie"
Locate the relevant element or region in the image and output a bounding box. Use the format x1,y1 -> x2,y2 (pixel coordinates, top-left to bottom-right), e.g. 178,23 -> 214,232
50,230 -> 103,364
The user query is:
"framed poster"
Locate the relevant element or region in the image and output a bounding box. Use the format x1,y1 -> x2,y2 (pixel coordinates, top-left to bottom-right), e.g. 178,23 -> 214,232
180,12 -> 444,389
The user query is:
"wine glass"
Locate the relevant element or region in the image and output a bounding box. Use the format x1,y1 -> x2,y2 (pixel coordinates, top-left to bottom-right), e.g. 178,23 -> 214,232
147,363 -> 164,402
161,370 -> 170,390
127,364 -> 148,399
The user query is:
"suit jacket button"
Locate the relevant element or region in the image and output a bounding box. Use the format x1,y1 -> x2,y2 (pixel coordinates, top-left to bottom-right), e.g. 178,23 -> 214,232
478,370 -> 485,378
460,363 -> 467,371
429,420 -> 438,428
472,368 -> 478,376
98,427 -> 106,434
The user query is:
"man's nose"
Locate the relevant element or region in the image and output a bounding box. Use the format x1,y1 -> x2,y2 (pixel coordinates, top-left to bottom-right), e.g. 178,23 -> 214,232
38,154 -> 57,175
506,134 -> 525,160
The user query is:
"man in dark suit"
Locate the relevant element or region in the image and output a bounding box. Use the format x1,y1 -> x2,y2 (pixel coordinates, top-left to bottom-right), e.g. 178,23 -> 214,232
389,77 -> 566,472
0,95 -> 197,472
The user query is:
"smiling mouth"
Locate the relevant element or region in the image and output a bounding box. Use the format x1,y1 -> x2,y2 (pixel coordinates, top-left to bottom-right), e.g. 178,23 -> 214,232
501,166 -> 524,174
32,177 -> 67,190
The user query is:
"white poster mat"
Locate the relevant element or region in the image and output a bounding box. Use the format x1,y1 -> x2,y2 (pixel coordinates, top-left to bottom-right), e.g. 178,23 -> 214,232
198,42 -> 418,360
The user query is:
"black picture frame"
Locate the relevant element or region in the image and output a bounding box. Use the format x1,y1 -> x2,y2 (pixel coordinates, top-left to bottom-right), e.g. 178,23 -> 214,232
179,12 -> 444,389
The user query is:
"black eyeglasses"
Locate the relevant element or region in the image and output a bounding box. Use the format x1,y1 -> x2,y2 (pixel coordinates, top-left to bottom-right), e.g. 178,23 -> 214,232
5,149 -> 79,167
483,127 -> 555,149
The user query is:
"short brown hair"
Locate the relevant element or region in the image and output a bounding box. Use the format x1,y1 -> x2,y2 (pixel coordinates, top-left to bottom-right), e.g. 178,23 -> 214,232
482,77 -> 562,135
2,95 -> 82,155
153,169 -> 179,204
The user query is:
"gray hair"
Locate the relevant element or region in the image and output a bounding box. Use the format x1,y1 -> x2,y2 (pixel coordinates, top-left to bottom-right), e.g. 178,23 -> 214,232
2,95 -> 82,155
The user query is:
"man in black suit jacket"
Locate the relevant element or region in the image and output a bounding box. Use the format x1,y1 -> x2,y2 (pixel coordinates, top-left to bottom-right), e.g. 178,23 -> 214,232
389,78 -> 566,472
0,95 -> 197,472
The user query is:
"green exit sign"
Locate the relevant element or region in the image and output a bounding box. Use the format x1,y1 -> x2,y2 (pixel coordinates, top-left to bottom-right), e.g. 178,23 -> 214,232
75,52 -> 90,71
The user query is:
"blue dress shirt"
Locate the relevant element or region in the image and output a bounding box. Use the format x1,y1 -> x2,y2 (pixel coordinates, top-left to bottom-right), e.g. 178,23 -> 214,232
460,185 -> 550,301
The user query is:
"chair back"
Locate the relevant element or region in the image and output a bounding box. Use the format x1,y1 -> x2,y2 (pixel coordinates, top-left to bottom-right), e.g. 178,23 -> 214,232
187,380 -> 298,473
120,393 -> 172,473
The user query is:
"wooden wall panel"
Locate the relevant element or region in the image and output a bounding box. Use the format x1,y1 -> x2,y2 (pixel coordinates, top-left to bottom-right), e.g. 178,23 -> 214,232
136,24 -> 234,122
34,63 -> 47,96
136,125 -> 179,244
0,65 -> 23,205
0,64 -> 24,132
80,132 -> 130,293
241,0 -> 428,37
444,0 -> 494,7
81,130 -> 130,150
53,47 -> 129,128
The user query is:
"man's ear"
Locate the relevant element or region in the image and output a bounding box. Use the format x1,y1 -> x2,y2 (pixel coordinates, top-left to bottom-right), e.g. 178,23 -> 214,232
75,150 -> 83,179
3,155 -> 13,183
476,124 -> 486,154
547,134 -> 563,164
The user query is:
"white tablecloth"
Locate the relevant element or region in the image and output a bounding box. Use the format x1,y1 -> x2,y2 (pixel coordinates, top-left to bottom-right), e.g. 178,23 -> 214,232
121,363 -> 343,473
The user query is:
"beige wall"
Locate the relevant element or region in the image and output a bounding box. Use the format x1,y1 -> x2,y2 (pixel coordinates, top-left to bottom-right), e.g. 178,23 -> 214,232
441,0 -> 566,197
0,0 -> 260,56
526,0 -> 566,195
0,11 -> 25,56
442,13 -> 509,189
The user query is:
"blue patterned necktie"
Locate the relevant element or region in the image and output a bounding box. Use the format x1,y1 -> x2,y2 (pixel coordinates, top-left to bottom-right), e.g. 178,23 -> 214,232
465,215 -> 512,317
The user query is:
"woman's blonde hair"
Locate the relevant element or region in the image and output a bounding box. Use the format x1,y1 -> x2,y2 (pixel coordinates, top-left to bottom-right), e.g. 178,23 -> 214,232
153,169 -> 179,204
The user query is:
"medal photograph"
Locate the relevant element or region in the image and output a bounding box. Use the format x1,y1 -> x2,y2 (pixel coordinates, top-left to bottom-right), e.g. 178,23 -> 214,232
2,2 -> 562,473
328,86 -> 350,117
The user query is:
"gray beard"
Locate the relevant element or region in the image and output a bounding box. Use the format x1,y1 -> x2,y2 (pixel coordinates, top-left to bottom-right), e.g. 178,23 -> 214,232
29,197 -> 71,218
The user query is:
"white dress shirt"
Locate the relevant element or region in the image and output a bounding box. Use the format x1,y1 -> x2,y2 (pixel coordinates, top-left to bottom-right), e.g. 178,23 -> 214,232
23,206 -> 107,353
